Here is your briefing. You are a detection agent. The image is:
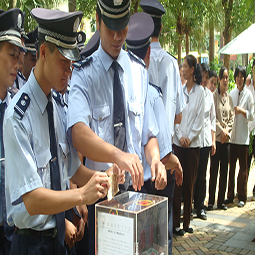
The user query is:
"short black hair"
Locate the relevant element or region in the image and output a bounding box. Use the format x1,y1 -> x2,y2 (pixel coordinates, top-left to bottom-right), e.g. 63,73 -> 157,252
201,63 -> 210,74
234,65 -> 246,85
185,54 -> 202,84
37,39 -> 56,60
209,69 -> 217,79
151,17 -> 161,37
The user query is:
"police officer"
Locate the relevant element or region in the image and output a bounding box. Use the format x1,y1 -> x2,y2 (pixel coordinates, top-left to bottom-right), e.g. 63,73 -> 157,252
80,30 -> 100,60
126,12 -> 183,255
76,31 -> 86,52
22,28 -> 37,81
4,8 -> 122,255
67,0 -> 167,254
0,8 -> 24,255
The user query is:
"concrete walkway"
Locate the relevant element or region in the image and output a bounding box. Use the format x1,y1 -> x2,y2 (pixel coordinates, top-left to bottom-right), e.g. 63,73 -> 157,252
172,160 -> 255,255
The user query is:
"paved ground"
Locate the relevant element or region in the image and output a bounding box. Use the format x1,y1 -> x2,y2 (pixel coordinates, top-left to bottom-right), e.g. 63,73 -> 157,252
172,160 -> 255,255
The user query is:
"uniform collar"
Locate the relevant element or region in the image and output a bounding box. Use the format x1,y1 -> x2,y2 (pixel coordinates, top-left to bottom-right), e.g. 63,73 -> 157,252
0,91 -> 11,107
29,68 -> 49,114
183,83 -> 197,95
150,42 -> 161,49
99,45 -> 125,73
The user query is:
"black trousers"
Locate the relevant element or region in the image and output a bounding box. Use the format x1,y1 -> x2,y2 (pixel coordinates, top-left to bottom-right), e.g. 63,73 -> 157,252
0,226 -> 11,255
10,231 -> 66,255
208,142 -> 229,206
173,145 -> 199,229
227,144 -> 248,203
194,146 -> 211,212
152,171 -> 175,255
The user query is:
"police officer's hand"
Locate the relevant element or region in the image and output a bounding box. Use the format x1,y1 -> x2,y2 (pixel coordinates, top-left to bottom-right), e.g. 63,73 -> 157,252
78,204 -> 88,224
116,152 -> 144,191
81,171 -> 110,205
73,213 -> 85,242
65,219 -> 77,249
106,164 -> 125,184
151,159 -> 167,190
173,162 -> 183,186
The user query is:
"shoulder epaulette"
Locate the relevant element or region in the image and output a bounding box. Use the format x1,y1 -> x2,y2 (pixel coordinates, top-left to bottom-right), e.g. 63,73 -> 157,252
149,82 -> 163,95
14,92 -> 30,119
128,50 -> 146,68
72,56 -> 92,69
167,52 -> 177,61
52,90 -> 65,107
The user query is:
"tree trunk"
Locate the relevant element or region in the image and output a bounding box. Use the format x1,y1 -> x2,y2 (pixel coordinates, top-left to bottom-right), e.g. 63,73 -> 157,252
242,54 -> 248,67
8,0 -> 16,8
185,33 -> 189,55
209,18 -> 214,64
178,36 -> 182,65
223,0 -> 233,70
69,0 -> 77,12
132,0 -> 139,14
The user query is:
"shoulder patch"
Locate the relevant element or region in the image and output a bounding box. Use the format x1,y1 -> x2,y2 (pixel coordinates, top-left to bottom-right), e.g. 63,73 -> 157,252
72,56 -> 93,69
14,93 -> 30,119
149,82 -> 163,95
128,50 -> 146,68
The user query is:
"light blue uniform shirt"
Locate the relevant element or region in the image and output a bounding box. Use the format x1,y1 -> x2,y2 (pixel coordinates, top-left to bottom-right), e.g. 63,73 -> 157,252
148,42 -> 186,136
3,70 -> 80,230
67,46 -> 159,172
142,85 -> 172,182
0,92 -> 11,225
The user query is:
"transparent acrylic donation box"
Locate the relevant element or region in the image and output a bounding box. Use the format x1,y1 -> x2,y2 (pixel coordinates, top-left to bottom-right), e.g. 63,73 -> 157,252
95,191 -> 168,255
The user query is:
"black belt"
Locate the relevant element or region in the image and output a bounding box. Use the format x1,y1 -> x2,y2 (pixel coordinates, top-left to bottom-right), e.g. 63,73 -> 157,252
15,226 -> 57,238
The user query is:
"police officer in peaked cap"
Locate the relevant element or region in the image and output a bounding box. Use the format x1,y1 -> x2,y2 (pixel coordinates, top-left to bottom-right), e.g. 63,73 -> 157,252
4,7 -> 118,255
0,7 -> 24,255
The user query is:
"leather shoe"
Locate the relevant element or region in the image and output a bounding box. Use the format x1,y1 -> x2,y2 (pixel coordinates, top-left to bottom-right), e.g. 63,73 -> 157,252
197,209 -> 207,220
218,204 -> 227,210
206,204 -> 213,211
183,227 -> 194,233
224,198 -> 233,204
173,228 -> 185,236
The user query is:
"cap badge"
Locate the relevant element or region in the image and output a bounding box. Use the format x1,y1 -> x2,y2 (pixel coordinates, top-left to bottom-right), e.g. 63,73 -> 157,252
17,13 -> 22,29
73,17 -> 80,32
78,33 -> 82,43
114,0 -> 123,6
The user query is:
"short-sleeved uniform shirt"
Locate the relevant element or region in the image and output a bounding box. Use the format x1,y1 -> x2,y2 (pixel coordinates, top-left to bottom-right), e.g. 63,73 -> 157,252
4,70 -> 81,230
148,42 -> 186,136
67,46 -> 159,171
142,85 -> 172,182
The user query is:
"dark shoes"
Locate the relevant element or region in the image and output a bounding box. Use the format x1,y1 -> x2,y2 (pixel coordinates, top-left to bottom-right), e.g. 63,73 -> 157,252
206,204 -> 213,211
173,228 -> 185,236
218,204 -> 227,210
197,209 -> 207,220
183,227 -> 194,233
224,198 -> 233,204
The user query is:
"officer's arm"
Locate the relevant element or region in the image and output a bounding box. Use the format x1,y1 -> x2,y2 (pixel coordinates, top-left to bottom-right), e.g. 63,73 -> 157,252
144,137 -> 167,190
72,122 -> 143,191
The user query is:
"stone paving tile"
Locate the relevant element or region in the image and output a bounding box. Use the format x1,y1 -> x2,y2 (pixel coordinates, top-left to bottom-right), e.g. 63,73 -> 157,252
239,249 -> 250,255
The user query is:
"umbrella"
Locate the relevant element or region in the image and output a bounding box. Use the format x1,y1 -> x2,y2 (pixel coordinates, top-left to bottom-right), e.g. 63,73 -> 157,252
218,23 -> 255,55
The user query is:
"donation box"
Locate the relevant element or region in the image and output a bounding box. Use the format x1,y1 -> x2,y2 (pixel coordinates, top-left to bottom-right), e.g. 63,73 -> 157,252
95,191 -> 168,255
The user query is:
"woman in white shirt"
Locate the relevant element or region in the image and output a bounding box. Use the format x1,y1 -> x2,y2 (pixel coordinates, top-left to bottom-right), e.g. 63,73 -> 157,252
173,55 -> 205,235
225,65 -> 254,207
193,63 -> 216,221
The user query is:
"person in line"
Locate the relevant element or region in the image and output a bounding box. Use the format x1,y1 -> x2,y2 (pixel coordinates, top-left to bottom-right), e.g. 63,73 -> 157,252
4,8 -> 123,255
126,12 -> 183,254
67,1 -> 166,254
179,63 -> 186,86
207,69 -> 218,93
193,63 -> 216,220
207,67 -> 234,211
0,8 -> 24,255
173,55 -> 205,235
225,65 -> 254,207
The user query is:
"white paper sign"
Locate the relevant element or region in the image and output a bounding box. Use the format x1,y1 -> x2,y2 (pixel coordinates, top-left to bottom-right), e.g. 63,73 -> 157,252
97,212 -> 134,255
